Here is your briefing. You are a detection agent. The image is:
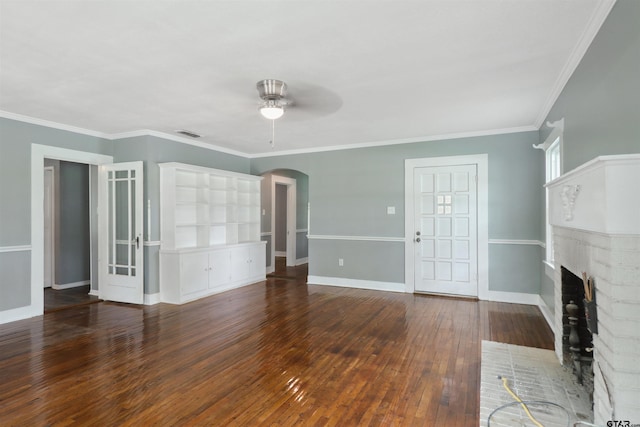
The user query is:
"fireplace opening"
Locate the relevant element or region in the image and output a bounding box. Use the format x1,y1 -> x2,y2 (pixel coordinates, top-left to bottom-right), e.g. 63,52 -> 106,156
561,266 -> 594,402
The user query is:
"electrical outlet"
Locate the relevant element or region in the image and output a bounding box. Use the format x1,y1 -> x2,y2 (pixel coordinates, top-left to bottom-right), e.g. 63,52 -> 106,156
338,258 -> 344,266
387,206 -> 395,215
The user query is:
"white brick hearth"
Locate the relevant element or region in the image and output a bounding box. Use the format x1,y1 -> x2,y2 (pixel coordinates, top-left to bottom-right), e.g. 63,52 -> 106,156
547,154 -> 640,424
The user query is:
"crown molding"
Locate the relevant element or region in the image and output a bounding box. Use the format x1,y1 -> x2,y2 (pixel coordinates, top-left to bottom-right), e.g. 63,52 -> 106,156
248,125 -> 538,158
0,110 -> 107,139
2,109 -> 538,159
533,0 -> 617,128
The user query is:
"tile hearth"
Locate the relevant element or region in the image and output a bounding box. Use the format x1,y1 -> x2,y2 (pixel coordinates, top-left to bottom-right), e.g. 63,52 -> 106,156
480,341 -> 592,427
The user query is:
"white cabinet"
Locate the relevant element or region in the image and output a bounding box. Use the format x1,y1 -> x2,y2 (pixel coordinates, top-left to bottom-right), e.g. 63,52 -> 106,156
159,163 -> 266,304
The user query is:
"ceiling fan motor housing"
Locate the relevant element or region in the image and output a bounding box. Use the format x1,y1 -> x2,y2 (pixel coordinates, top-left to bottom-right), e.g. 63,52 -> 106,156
257,79 -> 287,101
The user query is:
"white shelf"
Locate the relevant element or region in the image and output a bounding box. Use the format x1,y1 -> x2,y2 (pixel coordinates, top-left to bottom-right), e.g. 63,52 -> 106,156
159,162 -> 263,250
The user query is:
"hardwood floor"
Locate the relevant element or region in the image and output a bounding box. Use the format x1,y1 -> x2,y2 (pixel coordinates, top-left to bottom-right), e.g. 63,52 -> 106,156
44,285 -> 101,313
0,266 -> 553,426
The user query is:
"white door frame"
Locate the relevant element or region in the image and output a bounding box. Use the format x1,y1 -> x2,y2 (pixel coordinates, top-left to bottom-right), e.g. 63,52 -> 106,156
271,175 -> 297,268
30,144 -> 113,318
404,154 -> 489,298
43,166 -> 55,288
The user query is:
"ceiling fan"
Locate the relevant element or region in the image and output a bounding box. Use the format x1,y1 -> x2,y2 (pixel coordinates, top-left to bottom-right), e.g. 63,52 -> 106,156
256,79 -> 290,121
254,78 -> 343,147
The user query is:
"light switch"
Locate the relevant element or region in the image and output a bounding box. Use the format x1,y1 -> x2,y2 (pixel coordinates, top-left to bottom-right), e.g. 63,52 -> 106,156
387,206 -> 396,215
262,209 -> 266,215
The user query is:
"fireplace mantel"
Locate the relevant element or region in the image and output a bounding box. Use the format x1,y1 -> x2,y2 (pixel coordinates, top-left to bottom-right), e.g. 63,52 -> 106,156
546,154 -> 640,235
547,153 -> 640,424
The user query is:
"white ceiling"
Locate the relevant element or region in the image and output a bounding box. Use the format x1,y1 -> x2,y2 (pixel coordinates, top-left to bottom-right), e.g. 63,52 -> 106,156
0,1 -> 615,156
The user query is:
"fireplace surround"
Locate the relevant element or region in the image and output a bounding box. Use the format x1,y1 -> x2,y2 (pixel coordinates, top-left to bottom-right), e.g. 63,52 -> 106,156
547,154 -> 640,424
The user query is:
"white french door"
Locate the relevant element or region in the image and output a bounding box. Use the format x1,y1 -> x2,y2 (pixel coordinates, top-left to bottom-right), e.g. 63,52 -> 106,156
99,162 -> 144,304
413,164 -> 478,297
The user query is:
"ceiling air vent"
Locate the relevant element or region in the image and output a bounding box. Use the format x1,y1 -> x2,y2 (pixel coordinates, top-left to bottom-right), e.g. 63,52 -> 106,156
176,129 -> 201,138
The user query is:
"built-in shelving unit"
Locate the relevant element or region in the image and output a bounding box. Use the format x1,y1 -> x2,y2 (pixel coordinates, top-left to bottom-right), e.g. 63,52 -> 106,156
159,162 -> 265,304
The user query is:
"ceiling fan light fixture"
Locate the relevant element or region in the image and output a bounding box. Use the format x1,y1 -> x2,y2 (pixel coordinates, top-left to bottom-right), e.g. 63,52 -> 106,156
257,79 -> 287,120
260,101 -> 284,120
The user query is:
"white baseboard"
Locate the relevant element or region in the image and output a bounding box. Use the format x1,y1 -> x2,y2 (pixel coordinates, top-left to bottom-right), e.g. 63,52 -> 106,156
296,257 -> 308,266
481,289 -> 540,305
89,289 -> 99,297
266,266 -> 275,274
275,251 -> 286,257
52,280 -> 90,290
307,275 -> 405,293
144,293 -> 160,305
0,304 -> 40,325
537,296 -> 555,331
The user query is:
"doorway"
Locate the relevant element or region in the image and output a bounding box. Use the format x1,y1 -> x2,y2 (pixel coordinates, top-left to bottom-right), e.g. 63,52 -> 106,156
29,144 -> 113,319
42,159 -> 100,312
271,175 -> 296,269
405,154 -> 489,298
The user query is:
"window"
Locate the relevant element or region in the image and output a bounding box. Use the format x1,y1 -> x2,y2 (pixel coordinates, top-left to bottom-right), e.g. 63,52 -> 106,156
545,137 -> 561,263
534,118 -> 564,268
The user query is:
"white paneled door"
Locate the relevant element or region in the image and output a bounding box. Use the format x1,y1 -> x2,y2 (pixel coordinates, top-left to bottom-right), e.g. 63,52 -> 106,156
99,162 -> 144,304
413,164 -> 477,296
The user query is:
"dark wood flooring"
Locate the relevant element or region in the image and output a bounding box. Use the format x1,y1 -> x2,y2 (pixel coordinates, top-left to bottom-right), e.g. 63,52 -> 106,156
0,264 -> 553,426
44,284 -> 101,313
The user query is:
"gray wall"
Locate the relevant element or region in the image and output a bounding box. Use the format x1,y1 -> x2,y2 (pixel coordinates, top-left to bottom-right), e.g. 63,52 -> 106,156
251,131 -> 544,292
540,0 -> 640,172
57,161 -> 90,285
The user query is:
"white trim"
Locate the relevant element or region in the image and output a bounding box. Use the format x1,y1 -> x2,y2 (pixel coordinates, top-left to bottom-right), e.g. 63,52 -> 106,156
1,110 -> 539,159
543,260 -> 555,280
296,257 -> 308,266
537,295 -> 555,332
0,304 -> 41,325
275,251 -> 286,257
89,289 -> 100,297
0,110 -> 107,138
29,144 -> 113,323
250,125 -> 536,158
488,239 -> 545,248
545,153 -> 640,187
266,265 -> 275,274
0,245 -> 31,253
144,240 -> 161,247
52,280 -> 90,290
260,232 -> 272,237
533,0 -> 617,128
481,290 -> 540,305
307,275 -> 405,293
533,118 -> 564,152
307,234 -> 405,242
144,293 -> 160,305
405,154 -> 489,299
296,229 -> 308,233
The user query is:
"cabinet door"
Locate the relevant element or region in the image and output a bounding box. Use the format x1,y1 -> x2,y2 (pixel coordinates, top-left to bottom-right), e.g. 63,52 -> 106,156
180,252 -> 209,296
230,246 -> 250,282
249,244 -> 266,278
209,249 -> 231,289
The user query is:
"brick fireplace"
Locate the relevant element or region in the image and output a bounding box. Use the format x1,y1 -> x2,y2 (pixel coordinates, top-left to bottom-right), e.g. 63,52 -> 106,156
547,154 -> 640,424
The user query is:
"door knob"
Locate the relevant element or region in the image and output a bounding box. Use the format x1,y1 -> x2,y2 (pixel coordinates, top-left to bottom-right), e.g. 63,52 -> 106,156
415,237 -> 421,243
416,231 -> 421,236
